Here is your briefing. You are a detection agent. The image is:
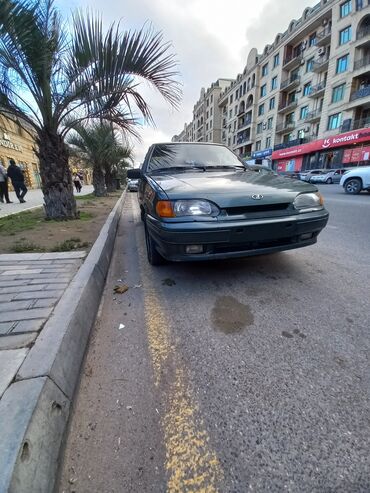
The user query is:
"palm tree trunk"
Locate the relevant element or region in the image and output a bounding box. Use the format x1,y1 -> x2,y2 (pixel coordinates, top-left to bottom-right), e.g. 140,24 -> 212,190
93,166 -> 107,196
37,130 -> 77,219
104,165 -> 116,193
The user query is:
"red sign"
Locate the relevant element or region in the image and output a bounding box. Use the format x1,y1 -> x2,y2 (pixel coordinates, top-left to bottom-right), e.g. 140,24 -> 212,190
276,157 -> 303,172
350,148 -> 362,162
272,127 -> 370,160
342,149 -> 353,163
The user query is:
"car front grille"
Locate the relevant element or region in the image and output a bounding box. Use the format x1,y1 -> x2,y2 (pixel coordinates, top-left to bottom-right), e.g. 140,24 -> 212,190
224,203 -> 290,215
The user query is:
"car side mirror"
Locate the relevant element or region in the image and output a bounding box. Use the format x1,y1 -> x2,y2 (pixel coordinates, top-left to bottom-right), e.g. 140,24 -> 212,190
127,168 -> 142,179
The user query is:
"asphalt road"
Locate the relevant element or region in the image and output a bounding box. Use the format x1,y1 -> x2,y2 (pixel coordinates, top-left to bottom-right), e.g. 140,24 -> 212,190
58,185 -> 370,493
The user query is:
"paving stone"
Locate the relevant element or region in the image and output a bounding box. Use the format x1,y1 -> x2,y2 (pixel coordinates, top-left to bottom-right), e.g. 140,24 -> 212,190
28,278 -> 70,285
39,252 -> 86,260
0,322 -> 15,335
0,307 -> 52,323
44,283 -> 69,290
0,349 -> 28,397
1,269 -> 43,276
0,253 -> 43,261
12,319 -> 45,333
0,300 -> 33,312
0,294 -> 14,303
14,290 -> 63,300
0,332 -> 37,350
33,298 -> 58,308
1,274 -> 71,281
0,285 -> 48,295
0,280 -> 26,288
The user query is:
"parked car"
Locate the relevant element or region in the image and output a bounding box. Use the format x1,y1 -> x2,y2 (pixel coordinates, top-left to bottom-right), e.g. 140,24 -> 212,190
309,168 -> 350,184
299,169 -> 325,182
127,178 -> 139,192
339,166 -> 370,194
127,143 -> 329,265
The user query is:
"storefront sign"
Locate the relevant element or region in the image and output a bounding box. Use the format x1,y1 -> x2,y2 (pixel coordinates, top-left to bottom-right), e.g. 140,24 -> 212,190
0,139 -> 22,152
251,148 -> 272,159
342,146 -> 370,163
272,127 -> 370,160
276,156 -> 303,173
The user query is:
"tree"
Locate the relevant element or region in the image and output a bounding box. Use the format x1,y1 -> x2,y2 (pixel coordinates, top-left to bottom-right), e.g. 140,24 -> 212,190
67,121 -> 133,196
0,0 -> 180,218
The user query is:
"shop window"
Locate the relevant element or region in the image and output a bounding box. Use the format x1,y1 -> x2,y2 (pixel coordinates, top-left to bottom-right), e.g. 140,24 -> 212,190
336,54 -> 349,73
327,112 -> 342,130
339,26 -> 351,45
332,83 -> 346,103
340,0 -> 351,17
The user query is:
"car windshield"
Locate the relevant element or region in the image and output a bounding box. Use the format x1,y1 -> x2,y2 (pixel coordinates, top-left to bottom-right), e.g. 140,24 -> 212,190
147,143 -> 245,172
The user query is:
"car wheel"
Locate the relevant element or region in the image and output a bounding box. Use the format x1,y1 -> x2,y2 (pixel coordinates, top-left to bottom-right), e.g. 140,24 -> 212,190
144,221 -> 165,266
326,178 -> 333,184
344,178 -> 362,195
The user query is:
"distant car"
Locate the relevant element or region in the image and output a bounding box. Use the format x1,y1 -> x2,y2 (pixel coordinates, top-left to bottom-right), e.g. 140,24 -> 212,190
309,168 -> 350,184
299,169 -> 324,182
127,179 -> 139,192
339,166 -> 370,194
127,142 -> 329,265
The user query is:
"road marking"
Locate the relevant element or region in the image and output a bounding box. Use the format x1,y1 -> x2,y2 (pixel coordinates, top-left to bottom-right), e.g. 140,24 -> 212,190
132,197 -> 223,492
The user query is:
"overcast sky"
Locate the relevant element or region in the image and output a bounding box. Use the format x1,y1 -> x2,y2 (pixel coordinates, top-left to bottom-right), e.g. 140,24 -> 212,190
60,0 -> 318,164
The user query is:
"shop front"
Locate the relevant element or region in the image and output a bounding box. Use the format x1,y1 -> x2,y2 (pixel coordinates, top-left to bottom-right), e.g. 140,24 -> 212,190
272,127 -> 370,174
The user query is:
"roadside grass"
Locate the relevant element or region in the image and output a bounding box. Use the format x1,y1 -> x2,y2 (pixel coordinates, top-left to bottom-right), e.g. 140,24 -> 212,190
0,208 -> 44,234
10,239 -> 45,253
51,238 -> 90,252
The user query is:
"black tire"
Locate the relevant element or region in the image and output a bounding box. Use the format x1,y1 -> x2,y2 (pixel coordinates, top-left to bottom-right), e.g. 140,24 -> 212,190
144,222 -> 165,265
326,178 -> 333,184
344,178 -> 362,195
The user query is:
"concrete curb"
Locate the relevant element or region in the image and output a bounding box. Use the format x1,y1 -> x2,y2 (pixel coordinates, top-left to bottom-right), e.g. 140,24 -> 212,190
0,190 -> 126,493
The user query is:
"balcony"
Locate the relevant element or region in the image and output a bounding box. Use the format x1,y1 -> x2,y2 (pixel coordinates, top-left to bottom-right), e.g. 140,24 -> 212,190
349,85 -> 370,104
341,116 -> 370,132
356,25 -> 370,47
236,136 -> 252,147
238,117 -> 252,130
308,81 -> 326,98
280,75 -> 300,91
304,109 -> 321,122
312,56 -> 329,73
316,27 -> 331,46
273,138 -> 309,151
353,55 -> 370,72
278,99 -> 298,113
275,121 -> 295,134
283,53 -> 304,71
356,0 -> 370,11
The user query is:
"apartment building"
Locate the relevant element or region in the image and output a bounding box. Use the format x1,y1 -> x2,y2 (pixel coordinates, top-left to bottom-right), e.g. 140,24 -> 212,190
173,0 -> 370,173
172,78 -> 234,144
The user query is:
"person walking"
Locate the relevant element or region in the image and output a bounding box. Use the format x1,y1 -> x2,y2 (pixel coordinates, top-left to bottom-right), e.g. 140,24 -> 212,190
73,173 -> 82,193
0,162 -> 13,204
6,159 -> 28,203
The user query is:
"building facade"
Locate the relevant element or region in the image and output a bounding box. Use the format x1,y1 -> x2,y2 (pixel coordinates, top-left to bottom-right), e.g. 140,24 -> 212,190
0,114 -> 41,189
173,0 -> 370,173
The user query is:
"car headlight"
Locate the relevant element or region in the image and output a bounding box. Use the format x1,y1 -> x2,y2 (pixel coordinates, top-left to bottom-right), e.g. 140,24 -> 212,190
293,192 -> 324,212
156,199 -> 220,217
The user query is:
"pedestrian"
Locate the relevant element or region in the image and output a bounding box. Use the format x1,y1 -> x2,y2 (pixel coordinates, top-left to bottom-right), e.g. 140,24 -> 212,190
73,173 -> 82,192
6,159 -> 28,203
0,162 -> 13,203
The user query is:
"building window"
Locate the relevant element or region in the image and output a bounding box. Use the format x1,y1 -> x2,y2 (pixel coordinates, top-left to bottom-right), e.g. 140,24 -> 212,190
300,106 -> 309,119
336,54 -> 349,73
286,112 -> 295,124
235,105 -> 238,116
327,112 -> 342,130
266,136 -> 271,148
303,82 -> 312,96
210,120 -> 213,129
210,107 -> 213,116
273,53 -> 280,68
236,89 -> 239,99
269,97 -> 275,110
257,122 -> 263,134
332,83 -> 346,103
258,103 -> 265,116
306,57 -> 314,72
262,63 -> 268,77
230,95 -> 233,104
210,95 -> 213,103
271,76 -> 278,90
288,91 -> 296,104
267,117 -> 273,129
229,109 -> 232,118
260,84 -> 267,97
309,32 -> 317,47
339,26 -> 351,45
340,0 -> 352,17
297,129 -> 305,139
255,141 -> 262,151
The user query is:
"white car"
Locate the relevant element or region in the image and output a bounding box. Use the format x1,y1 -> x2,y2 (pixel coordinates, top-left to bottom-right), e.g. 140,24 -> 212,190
339,166 -> 370,194
310,168 -> 350,184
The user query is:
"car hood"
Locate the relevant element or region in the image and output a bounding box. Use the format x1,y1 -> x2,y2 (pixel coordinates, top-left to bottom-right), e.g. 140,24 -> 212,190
150,170 -> 316,208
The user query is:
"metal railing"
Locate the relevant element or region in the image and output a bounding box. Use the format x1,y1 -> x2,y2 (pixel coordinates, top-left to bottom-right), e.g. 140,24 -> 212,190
317,27 -> 331,41
312,56 -> 330,72
280,75 -> 300,90
278,99 -> 298,112
350,85 -> 370,101
305,109 -> 321,121
354,56 -> 370,71
283,53 -> 303,67
276,121 -> 295,132
308,81 -> 326,96
273,138 -> 309,151
357,25 -> 370,40
238,118 -> 252,130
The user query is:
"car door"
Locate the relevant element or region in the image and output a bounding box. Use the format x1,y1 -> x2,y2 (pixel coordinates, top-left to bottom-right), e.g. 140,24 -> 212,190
333,170 -> 342,183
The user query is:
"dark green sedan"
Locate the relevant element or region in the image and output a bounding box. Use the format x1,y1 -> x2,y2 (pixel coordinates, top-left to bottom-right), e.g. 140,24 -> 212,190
127,143 -> 329,265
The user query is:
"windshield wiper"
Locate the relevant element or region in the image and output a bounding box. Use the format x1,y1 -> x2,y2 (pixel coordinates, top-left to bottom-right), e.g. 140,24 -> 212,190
150,166 -> 206,173
202,165 -> 246,171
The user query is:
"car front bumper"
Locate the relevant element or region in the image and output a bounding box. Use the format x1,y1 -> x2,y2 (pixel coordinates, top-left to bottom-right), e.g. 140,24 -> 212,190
146,210 -> 329,262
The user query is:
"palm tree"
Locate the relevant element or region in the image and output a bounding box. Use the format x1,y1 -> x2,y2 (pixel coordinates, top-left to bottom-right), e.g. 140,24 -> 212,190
0,0 -> 180,219
67,121 -> 133,197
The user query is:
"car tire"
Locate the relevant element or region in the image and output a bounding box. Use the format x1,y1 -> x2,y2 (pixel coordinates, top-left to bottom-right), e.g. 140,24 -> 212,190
344,178 -> 362,195
144,221 -> 165,266
326,178 -> 333,184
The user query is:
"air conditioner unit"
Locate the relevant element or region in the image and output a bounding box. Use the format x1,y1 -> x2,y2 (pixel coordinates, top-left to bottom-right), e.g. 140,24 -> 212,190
300,59 -> 305,66
318,47 -> 325,56
322,18 -> 328,26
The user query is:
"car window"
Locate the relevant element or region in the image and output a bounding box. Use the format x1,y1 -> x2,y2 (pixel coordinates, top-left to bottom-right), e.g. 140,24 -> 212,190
147,143 -> 244,171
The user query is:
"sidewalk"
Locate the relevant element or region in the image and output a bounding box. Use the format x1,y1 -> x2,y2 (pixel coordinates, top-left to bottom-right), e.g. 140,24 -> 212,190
0,185 -> 94,218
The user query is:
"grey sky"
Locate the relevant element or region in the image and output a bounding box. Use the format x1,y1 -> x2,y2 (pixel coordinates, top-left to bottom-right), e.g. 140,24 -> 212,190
60,0 -> 318,163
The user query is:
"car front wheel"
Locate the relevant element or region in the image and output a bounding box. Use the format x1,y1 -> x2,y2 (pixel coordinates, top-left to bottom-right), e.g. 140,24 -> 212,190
326,178 -> 333,184
144,221 -> 165,265
344,178 -> 362,194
